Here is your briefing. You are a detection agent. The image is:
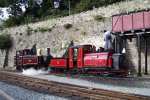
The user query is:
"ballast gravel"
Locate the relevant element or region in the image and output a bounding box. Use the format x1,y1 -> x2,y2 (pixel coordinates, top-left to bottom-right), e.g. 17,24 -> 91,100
31,74 -> 150,96
0,81 -> 68,100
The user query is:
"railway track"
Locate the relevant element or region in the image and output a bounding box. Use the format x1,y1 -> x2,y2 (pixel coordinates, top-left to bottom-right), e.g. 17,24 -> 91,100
0,71 -> 149,100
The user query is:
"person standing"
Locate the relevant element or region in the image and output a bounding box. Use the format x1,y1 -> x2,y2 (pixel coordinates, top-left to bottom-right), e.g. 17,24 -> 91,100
103,30 -> 113,51
31,44 -> 37,55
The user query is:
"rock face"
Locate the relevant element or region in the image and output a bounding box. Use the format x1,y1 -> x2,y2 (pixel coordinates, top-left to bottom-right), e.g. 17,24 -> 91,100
0,0 -> 150,73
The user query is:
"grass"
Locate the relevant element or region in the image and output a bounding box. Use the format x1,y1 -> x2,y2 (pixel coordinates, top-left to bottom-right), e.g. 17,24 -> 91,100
26,26 -> 52,34
38,27 -> 51,32
26,26 -> 33,36
94,15 -> 105,22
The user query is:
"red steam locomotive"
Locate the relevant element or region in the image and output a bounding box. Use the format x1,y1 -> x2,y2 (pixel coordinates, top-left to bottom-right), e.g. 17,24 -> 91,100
49,44 -> 125,75
14,48 -> 52,71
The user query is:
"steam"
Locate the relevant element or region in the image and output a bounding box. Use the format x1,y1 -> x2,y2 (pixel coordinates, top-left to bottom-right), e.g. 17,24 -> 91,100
22,68 -> 48,76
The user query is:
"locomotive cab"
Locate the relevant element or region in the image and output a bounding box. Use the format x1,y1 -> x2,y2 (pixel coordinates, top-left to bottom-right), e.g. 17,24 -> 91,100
68,45 -> 96,69
15,48 -> 52,71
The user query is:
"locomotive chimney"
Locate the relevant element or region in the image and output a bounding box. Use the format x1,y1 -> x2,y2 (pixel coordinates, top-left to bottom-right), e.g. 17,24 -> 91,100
47,48 -> 50,55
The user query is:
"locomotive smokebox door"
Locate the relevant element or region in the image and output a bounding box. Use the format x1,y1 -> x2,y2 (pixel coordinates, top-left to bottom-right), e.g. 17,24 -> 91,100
112,53 -> 123,70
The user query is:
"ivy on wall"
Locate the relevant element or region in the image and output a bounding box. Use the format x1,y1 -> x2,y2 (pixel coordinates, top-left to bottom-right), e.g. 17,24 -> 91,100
0,34 -> 13,50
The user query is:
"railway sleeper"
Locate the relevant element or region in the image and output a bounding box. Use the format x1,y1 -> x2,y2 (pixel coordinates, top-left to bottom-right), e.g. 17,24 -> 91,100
0,72 -> 150,100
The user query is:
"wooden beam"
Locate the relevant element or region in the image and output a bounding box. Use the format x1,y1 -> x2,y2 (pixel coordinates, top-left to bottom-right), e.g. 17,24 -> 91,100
144,38 -> 148,75
137,34 -> 142,76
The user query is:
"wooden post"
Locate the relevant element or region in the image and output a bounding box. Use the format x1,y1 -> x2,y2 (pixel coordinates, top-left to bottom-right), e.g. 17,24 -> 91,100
137,34 -> 142,76
144,37 -> 148,75
114,36 -> 117,53
116,36 -> 121,53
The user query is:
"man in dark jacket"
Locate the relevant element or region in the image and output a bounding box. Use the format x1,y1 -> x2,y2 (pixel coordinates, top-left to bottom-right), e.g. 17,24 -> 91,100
31,44 -> 37,55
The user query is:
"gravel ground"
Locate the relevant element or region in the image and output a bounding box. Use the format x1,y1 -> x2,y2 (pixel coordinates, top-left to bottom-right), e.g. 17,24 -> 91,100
79,75 -> 150,88
0,96 -> 6,100
0,81 -> 68,100
30,74 -> 150,96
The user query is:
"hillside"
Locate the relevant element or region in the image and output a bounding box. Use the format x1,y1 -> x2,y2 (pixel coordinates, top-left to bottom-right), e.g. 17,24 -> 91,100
1,0 -> 125,27
0,0 -> 150,72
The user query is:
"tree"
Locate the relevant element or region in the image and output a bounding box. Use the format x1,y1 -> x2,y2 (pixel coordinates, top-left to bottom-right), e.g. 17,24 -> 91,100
10,3 -> 23,16
0,0 -> 16,7
0,34 -> 13,68
0,34 -> 12,50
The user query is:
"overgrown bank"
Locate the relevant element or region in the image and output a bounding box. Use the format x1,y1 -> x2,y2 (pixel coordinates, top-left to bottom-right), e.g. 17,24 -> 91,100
2,0 -> 126,28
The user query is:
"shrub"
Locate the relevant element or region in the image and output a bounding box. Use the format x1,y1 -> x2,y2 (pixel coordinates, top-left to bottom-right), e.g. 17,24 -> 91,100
3,16 -> 25,27
38,27 -> 49,32
81,31 -> 87,36
0,26 -> 4,31
3,17 -> 17,27
75,0 -> 126,12
34,29 -> 38,33
94,15 -> 105,22
0,34 -> 13,50
64,23 -> 72,29
26,26 -> 33,36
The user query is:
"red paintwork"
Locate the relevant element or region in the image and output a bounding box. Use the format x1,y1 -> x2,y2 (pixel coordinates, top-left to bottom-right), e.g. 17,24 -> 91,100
144,11 -> 150,29
83,52 -> 112,68
77,48 -> 83,68
112,10 -> 150,33
123,14 -> 132,31
69,48 -> 74,69
133,12 -> 144,30
49,44 -> 113,70
16,55 -> 38,66
112,15 -> 123,32
49,58 -> 67,68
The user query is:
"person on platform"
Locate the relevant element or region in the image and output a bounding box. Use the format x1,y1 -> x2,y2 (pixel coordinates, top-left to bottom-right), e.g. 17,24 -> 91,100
103,30 -> 113,51
31,44 -> 37,55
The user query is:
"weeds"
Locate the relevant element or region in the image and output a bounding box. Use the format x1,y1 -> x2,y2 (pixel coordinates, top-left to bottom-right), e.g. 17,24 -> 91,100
64,23 -> 73,29
94,15 -> 105,22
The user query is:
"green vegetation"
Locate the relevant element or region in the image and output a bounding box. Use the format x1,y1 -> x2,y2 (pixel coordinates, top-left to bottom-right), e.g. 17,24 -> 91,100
81,31 -> 87,36
0,34 -> 12,50
3,16 -> 29,27
0,0 -> 15,7
94,15 -> 105,22
38,27 -> 52,32
3,0 -> 126,27
26,26 -> 33,36
52,48 -> 58,53
26,26 -> 52,35
64,23 -> 72,29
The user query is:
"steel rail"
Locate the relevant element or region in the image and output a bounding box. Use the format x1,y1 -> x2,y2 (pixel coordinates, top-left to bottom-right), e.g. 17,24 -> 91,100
0,71 -> 149,100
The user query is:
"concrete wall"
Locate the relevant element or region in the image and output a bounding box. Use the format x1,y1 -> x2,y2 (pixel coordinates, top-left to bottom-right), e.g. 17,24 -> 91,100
125,38 -> 150,73
0,50 -> 5,68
